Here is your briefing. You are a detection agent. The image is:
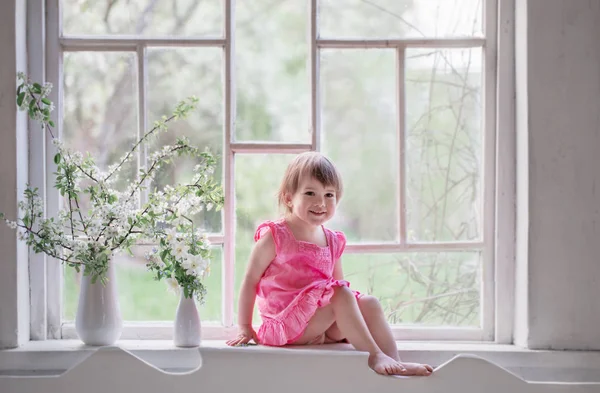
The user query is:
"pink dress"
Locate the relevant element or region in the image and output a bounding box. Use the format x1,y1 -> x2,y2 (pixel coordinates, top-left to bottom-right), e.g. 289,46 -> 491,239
254,219 -> 360,346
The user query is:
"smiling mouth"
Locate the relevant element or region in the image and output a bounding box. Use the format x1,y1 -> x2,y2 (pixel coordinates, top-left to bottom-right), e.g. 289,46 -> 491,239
310,211 -> 326,215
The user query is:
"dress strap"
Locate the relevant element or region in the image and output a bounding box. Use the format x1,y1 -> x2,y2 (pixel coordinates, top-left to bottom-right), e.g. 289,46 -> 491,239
254,220 -> 287,255
325,228 -> 347,261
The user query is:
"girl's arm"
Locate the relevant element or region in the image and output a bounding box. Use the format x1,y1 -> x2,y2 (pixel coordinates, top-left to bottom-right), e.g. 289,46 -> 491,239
237,229 -> 276,330
332,257 -> 344,281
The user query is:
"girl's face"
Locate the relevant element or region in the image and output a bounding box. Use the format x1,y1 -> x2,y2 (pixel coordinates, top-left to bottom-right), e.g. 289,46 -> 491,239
286,175 -> 337,227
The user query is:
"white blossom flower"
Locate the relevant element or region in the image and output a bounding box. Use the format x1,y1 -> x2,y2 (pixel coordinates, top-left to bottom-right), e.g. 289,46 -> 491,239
165,227 -> 178,244
166,277 -> 180,294
173,242 -> 189,259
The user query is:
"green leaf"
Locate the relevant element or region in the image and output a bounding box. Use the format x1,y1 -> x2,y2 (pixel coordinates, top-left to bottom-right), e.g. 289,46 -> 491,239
48,120 -> 55,127
42,98 -> 51,105
54,153 -> 61,165
32,83 -> 42,94
17,92 -> 25,107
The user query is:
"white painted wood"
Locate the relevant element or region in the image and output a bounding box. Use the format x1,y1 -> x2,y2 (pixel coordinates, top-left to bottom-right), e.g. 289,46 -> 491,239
310,0 -> 320,151
231,142 -> 312,154
27,0 -> 48,342
60,322 -> 484,342
518,0 -> 600,350
60,37 -> 226,51
1,347 -> 599,392
344,241 -> 484,253
482,0 -> 499,343
494,0 -> 516,345
5,339 -> 600,380
0,0 -> 30,349
137,44 -> 149,206
61,323 -> 237,341
222,0 -> 235,328
396,48 -> 407,244
317,38 -> 486,49
513,0 -> 529,349
45,0 -> 63,340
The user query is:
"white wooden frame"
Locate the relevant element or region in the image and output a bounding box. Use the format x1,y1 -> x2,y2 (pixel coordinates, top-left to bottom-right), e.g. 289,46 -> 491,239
34,0 -> 507,342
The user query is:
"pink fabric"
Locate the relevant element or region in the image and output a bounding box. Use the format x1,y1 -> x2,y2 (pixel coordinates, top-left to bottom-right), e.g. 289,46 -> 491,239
254,219 -> 360,346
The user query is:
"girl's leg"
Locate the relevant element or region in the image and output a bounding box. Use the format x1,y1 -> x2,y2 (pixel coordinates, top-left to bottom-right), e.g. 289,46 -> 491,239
291,304 -> 335,345
328,286 -> 406,375
325,295 -> 433,376
356,296 -> 433,375
356,296 -> 399,360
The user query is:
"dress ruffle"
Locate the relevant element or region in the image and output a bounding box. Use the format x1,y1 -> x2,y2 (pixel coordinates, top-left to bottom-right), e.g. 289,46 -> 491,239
257,279 -> 353,346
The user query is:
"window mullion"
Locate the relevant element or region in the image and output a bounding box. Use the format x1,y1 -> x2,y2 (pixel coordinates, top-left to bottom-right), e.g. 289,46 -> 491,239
310,0 -> 319,151
28,0 -> 48,342
494,0 -> 516,345
223,0 -> 235,328
396,47 -> 407,244
137,44 -> 148,207
317,38 -> 486,49
482,0 -> 499,341
45,0 -> 62,340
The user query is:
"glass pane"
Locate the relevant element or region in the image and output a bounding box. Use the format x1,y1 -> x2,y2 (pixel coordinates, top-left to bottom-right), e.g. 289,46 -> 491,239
62,0 -> 222,37
235,1 -> 309,142
234,154 -> 296,324
319,0 -> 483,38
321,49 -> 398,242
405,48 -> 482,242
62,52 -> 138,211
343,251 -> 481,326
147,48 -> 223,234
63,246 -> 222,322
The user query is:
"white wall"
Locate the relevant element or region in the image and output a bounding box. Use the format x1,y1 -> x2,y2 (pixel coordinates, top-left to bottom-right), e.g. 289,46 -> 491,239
0,0 -> 29,349
514,0 -> 600,350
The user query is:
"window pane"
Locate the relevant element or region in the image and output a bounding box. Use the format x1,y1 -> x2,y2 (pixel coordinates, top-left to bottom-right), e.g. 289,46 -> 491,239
147,48 -> 223,234
61,0 -> 222,37
234,154 -> 295,324
62,52 -> 138,211
321,49 -> 398,242
63,246 -> 222,322
319,0 -> 483,38
235,1 -> 309,142
405,48 -> 482,242
343,251 -> 481,326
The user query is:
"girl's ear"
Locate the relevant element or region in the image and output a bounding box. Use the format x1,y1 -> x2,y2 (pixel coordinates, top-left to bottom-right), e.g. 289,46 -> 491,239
284,193 -> 293,208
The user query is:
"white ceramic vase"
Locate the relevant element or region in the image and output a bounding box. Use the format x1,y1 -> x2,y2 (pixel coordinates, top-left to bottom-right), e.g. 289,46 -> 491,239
174,291 -> 201,347
75,261 -> 123,346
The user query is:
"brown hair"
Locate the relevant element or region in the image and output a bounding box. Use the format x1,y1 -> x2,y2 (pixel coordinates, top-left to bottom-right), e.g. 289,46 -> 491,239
277,152 -> 343,213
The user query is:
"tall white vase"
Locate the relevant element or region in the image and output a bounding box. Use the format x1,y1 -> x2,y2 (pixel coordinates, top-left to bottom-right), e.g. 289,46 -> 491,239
174,291 -> 201,347
75,261 -> 123,346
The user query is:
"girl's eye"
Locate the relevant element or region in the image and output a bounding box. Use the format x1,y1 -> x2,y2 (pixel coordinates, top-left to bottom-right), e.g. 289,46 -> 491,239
326,193 -> 335,198
305,191 -> 315,196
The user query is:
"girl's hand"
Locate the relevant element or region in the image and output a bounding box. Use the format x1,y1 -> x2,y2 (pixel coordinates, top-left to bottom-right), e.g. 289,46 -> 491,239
226,325 -> 259,346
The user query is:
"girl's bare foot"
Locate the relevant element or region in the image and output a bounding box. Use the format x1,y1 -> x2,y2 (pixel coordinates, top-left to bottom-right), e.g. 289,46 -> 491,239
368,353 -> 433,376
398,361 -> 434,376
368,353 -> 406,376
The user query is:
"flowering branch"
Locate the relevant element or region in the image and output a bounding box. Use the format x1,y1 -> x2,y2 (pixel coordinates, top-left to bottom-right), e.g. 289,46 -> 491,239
2,72 -> 224,288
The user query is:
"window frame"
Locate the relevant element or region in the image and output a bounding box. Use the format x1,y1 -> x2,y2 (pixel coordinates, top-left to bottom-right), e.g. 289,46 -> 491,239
29,0 -> 513,342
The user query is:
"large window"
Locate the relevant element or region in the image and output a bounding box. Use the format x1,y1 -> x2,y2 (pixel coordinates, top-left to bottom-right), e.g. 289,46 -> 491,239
40,0 -> 497,341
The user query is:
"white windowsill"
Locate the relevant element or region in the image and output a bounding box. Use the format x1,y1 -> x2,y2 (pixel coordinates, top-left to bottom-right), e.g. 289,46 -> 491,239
2,340 -> 600,382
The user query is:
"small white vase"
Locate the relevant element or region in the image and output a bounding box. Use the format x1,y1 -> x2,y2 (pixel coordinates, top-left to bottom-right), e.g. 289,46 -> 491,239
75,261 -> 123,346
174,291 -> 201,347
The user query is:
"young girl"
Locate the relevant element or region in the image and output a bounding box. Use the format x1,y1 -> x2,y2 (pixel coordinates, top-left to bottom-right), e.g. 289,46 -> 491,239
226,152 -> 433,377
